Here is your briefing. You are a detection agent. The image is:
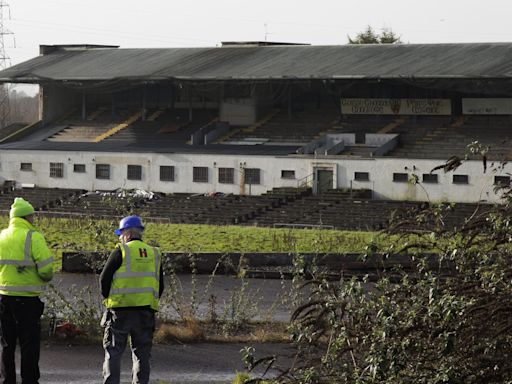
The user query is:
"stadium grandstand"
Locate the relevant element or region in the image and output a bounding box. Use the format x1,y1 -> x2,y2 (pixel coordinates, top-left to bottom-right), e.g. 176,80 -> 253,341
0,41 -> 510,222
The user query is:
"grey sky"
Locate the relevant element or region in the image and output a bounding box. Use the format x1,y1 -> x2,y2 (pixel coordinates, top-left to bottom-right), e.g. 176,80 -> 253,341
5,0 -> 512,67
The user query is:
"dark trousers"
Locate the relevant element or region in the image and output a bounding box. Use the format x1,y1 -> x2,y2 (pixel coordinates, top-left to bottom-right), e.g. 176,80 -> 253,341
0,295 -> 44,384
102,309 -> 155,384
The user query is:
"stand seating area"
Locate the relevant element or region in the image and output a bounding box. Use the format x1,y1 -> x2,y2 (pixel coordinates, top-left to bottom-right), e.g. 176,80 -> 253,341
103,109 -> 216,145
0,186 -> 486,231
330,115 -> 398,136
0,187 -> 85,213
140,193 -> 281,225
225,107 -> 339,145
387,115 -> 512,160
47,191 -> 148,218
44,106 -> 217,145
46,107 -> 131,142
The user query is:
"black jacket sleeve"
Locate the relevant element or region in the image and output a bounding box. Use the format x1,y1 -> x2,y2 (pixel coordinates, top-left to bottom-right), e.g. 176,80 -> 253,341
159,264 -> 164,298
99,248 -> 122,299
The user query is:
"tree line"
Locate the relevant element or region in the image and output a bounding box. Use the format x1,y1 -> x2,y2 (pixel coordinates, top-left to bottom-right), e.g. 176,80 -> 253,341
0,86 -> 38,129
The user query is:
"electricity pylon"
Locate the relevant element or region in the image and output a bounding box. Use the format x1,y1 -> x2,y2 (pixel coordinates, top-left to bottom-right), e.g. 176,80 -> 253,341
0,0 -> 13,129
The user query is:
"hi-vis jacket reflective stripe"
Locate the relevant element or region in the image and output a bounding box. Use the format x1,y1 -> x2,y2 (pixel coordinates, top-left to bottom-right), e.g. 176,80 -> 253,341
0,217 -> 54,297
104,240 -> 160,311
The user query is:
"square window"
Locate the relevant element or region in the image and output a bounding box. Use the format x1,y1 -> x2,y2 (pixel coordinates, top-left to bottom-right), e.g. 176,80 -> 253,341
453,174 -> 469,184
245,168 -> 260,185
218,167 -> 234,184
354,172 -> 369,181
422,173 -> 438,184
494,175 -> 510,187
96,164 -> 110,180
20,163 -> 32,171
193,166 -> 208,183
393,173 -> 408,182
281,170 -> 295,179
127,165 -> 142,180
49,162 -> 64,178
74,164 -> 86,173
160,166 -> 175,182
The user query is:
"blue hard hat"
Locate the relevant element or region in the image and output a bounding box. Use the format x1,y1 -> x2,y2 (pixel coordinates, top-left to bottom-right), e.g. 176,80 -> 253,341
114,215 -> 144,235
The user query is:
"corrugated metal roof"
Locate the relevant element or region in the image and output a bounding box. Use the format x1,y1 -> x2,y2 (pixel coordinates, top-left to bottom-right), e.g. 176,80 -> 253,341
1,43 -> 512,83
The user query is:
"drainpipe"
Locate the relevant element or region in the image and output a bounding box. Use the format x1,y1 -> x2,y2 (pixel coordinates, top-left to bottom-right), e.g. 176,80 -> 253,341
239,163 -> 246,196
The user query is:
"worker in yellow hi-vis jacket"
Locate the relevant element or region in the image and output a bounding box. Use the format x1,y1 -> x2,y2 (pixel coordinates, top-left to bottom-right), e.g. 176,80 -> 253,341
0,197 -> 54,384
100,215 -> 164,384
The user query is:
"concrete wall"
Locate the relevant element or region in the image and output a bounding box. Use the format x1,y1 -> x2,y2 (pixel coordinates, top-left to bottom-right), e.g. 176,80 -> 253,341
369,134 -> 400,156
0,149 -> 506,203
365,134 -> 399,146
220,98 -> 257,126
204,122 -> 230,145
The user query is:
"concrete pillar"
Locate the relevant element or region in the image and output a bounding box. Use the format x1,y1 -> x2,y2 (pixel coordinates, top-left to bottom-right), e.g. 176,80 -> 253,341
81,92 -> 86,120
188,85 -> 193,122
141,86 -> 147,121
288,84 -> 293,119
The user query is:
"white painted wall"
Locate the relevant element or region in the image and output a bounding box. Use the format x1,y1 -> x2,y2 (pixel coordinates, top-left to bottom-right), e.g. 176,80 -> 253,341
220,98 -> 257,126
0,149 -> 506,203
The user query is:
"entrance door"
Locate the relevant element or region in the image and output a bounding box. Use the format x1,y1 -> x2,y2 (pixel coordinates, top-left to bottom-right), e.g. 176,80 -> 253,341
316,169 -> 333,195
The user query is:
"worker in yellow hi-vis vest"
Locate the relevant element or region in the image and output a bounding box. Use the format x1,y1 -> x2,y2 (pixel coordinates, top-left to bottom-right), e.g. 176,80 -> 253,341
100,215 -> 164,384
0,197 -> 54,384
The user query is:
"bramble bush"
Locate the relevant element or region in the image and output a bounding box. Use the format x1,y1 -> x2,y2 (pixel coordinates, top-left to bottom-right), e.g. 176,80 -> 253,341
246,147 -> 512,383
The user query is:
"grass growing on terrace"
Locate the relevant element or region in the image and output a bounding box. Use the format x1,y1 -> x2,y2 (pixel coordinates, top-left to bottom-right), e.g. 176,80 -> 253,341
0,215 -> 389,255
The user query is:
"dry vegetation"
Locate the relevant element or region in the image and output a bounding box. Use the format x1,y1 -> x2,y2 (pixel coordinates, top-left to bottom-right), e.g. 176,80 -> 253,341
154,319 -> 289,344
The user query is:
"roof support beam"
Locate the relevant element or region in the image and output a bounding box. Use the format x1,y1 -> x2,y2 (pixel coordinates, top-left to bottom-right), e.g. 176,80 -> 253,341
141,86 -> 146,121
111,93 -> 116,119
288,84 -> 293,119
188,84 -> 193,122
81,92 -> 86,121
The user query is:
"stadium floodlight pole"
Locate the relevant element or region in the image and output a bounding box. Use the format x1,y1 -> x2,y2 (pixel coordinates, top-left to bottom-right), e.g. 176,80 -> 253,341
0,0 -> 13,129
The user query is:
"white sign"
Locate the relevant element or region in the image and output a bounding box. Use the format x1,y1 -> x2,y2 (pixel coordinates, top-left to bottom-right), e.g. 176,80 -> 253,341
341,98 -> 452,115
462,98 -> 512,115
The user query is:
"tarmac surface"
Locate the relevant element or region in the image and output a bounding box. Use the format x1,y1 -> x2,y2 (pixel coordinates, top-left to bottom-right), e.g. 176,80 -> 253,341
50,272 -> 298,322
38,342 -> 292,383
31,273 -> 297,383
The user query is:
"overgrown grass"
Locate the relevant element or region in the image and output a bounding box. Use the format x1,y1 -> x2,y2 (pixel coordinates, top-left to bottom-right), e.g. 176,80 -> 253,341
0,215 -> 389,256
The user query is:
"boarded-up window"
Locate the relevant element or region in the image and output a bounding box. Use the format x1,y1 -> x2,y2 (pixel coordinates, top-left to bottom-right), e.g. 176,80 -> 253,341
20,163 -> 32,171
50,162 -> 64,178
281,170 -> 295,179
160,166 -> 175,182
354,172 -> 369,181
218,168 -> 234,184
453,174 -> 469,184
494,175 -> 510,187
127,165 -> 142,180
193,167 -> 208,183
422,173 -> 438,184
96,164 -> 110,180
245,168 -> 260,185
393,173 -> 408,182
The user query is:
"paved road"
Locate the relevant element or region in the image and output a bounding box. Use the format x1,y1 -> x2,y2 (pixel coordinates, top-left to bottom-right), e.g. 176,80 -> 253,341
38,342 -> 291,384
33,273 -> 297,383
49,272 -> 299,322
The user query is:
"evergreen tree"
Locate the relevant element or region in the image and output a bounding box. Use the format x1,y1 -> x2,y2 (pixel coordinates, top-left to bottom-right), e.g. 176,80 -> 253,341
348,25 -> 402,44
